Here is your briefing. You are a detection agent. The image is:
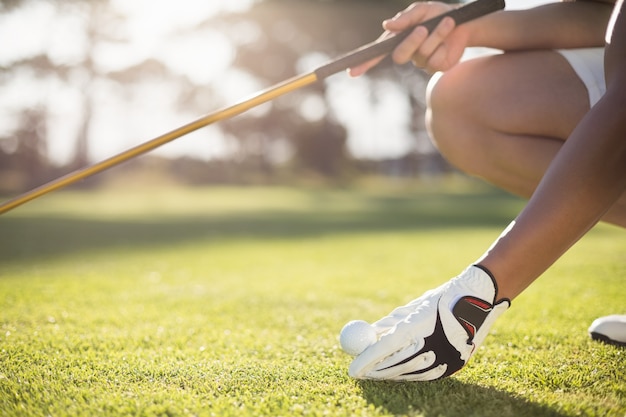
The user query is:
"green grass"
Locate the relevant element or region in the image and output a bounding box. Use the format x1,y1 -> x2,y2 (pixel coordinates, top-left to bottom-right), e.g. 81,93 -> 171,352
0,180 -> 625,416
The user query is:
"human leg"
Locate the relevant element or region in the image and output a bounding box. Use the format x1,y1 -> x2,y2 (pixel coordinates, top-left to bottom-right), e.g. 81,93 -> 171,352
426,49 -> 626,227
476,0 -> 626,300
347,1 -> 626,382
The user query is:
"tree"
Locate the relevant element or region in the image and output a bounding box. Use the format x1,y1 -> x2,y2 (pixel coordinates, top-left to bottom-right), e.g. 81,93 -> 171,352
0,0 -> 211,189
0,0 -> 453,191
193,0 -> 434,178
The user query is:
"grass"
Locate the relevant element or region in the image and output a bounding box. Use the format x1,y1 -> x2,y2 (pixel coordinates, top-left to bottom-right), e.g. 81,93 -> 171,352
0,179 -> 625,416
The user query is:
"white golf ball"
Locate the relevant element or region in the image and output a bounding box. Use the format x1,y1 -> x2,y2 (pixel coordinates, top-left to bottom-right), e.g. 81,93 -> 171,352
339,320 -> 377,356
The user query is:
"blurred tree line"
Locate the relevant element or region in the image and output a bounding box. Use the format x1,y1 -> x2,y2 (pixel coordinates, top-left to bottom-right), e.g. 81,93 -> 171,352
0,0 -> 457,193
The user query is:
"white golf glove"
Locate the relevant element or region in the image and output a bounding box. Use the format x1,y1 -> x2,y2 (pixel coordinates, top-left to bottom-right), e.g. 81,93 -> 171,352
349,265 -> 510,381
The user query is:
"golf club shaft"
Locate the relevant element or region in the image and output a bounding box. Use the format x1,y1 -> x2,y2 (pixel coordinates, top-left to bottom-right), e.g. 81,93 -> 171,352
0,73 -> 318,215
0,0 -> 504,215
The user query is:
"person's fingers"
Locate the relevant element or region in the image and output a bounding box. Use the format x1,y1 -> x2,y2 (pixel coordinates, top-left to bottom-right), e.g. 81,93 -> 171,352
349,2 -> 454,76
391,25 -> 429,65
383,2 -> 436,65
383,2 -> 431,32
412,17 -> 456,70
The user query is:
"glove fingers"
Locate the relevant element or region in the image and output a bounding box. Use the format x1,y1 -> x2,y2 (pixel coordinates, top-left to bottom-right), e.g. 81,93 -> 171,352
351,300 -> 441,379
347,266 -> 509,382
388,363 -> 448,382
348,325 -> 423,378
371,288 -> 441,332
368,349 -> 435,379
372,317 -> 402,336
371,305 -> 417,333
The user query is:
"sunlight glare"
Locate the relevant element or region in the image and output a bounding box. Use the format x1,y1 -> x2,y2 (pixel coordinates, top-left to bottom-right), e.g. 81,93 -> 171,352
157,29 -> 234,85
0,2 -> 54,65
326,77 -> 414,159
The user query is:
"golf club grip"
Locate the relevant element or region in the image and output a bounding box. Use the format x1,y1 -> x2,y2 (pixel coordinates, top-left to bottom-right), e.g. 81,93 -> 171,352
314,0 -> 505,80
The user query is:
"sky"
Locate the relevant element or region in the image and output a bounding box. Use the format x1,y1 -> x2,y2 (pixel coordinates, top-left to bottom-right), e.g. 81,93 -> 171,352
0,0 -> 554,166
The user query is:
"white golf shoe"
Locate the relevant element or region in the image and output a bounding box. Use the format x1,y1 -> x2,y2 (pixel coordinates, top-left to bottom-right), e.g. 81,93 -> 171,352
588,315 -> 626,347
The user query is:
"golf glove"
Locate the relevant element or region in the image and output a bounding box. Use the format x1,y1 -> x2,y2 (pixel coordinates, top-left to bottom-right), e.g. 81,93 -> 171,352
349,265 -> 510,381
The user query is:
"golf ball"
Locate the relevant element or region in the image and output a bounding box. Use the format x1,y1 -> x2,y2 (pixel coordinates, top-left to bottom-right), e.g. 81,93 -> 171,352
339,320 -> 377,356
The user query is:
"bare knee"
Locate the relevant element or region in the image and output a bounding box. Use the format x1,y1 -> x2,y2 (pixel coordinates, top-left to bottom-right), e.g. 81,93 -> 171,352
426,70 -> 460,150
426,66 -> 487,176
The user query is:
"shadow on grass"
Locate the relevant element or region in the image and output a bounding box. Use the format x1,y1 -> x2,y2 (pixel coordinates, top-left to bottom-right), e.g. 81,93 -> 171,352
0,190 -> 523,263
358,378 -> 567,417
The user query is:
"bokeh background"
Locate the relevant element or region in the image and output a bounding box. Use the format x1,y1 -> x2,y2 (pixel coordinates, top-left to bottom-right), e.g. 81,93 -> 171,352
0,0 -> 545,193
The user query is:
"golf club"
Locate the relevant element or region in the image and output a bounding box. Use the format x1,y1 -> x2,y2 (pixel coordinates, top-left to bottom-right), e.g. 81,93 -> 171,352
0,0 -> 504,215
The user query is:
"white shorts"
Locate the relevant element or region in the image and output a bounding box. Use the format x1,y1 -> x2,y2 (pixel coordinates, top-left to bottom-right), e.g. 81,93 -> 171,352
556,48 -> 606,107
463,47 -> 606,107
